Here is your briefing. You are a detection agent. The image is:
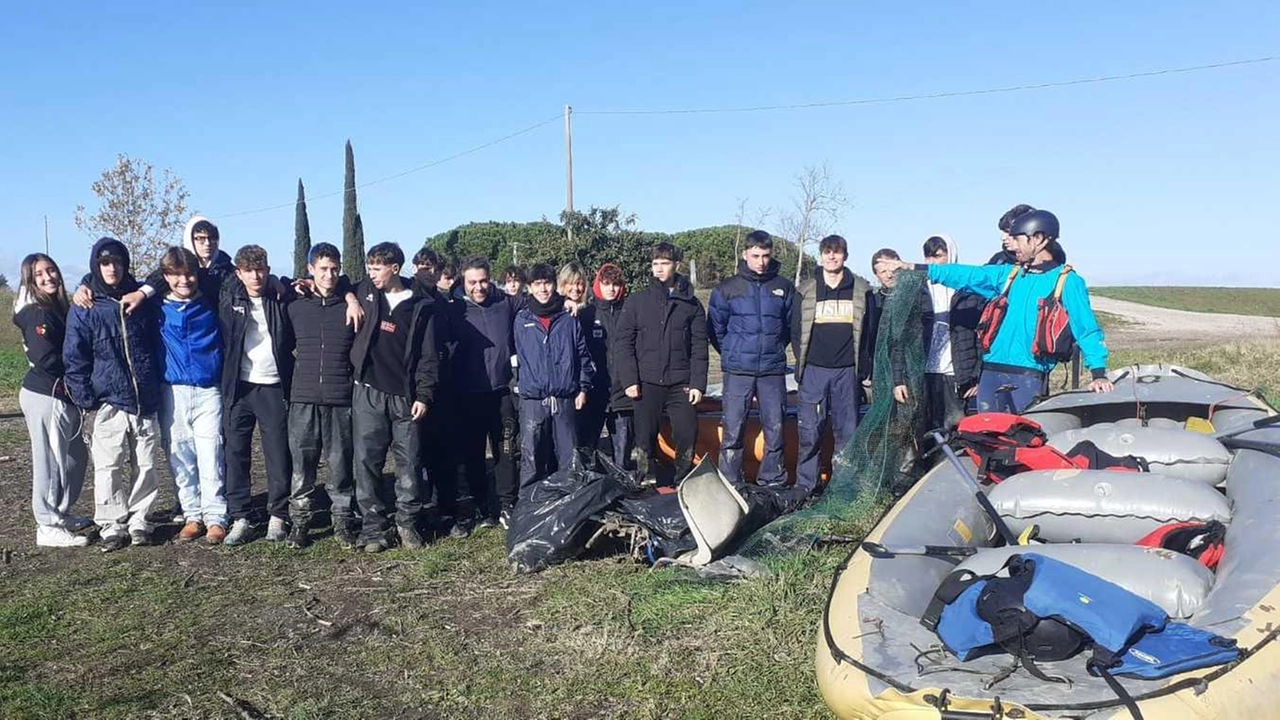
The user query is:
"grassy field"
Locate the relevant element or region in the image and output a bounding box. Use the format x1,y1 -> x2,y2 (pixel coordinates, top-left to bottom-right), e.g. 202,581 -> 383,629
1094,286 -> 1280,317
2,287 -> 1279,718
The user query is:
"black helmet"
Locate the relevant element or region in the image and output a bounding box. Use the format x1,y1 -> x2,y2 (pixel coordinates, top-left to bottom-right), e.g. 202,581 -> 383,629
1009,209 -> 1060,240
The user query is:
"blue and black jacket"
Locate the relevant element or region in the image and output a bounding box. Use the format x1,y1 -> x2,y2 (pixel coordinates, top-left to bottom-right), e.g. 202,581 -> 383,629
708,258 -> 798,377
158,294 -> 222,388
513,302 -> 595,400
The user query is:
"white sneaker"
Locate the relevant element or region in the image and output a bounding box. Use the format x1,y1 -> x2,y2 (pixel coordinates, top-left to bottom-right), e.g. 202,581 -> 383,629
170,505 -> 185,524
37,525 -> 90,548
266,516 -> 287,542
223,518 -> 256,547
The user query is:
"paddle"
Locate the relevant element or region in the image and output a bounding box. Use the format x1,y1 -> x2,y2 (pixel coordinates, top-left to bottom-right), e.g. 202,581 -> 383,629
930,431 -> 1020,546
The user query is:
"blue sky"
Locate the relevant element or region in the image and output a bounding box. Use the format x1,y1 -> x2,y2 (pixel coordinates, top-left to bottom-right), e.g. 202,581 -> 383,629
2,2 -> 1276,285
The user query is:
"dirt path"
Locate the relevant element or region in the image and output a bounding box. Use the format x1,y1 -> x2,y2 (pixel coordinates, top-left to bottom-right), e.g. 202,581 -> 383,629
1093,296 -> 1280,346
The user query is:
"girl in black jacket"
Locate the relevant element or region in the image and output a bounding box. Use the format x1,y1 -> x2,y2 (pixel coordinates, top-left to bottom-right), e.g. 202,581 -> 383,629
13,253 -> 90,547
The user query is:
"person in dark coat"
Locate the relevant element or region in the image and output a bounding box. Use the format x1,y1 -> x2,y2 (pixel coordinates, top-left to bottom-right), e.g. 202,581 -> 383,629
707,231 -> 799,486
448,256 -> 523,527
284,243 -> 358,549
616,242 -> 709,483
513,264 -> 594,501
14,252 -> 91,547
588,263 -> 633,468
63,237 -> 164,551
350,243 -> 441,552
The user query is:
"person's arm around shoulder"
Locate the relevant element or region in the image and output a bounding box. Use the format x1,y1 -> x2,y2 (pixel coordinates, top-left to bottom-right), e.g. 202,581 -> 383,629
1061,272 -> 1112,393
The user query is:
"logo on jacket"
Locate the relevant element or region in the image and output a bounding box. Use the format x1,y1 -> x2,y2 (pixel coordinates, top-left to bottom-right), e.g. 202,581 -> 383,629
379,320 -> 397,334
35,324 -> 47,336
233,306 -> 246,315
772,288 -> 785,297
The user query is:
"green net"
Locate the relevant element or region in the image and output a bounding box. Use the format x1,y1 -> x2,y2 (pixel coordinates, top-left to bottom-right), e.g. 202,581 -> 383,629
739,269 -> 930,558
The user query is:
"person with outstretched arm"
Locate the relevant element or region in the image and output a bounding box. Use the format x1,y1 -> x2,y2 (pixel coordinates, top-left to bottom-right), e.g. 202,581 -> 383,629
875,209 -> 1111,414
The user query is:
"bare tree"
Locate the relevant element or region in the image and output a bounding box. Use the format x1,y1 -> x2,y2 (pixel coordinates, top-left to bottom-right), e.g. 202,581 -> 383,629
781,164 -> 847,285
733,197 -> 749,258
75,154 -> 191,274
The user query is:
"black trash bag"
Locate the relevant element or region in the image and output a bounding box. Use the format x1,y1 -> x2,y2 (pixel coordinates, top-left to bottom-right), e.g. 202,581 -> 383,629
506,453 -> 625,574
613,491 -> 688,540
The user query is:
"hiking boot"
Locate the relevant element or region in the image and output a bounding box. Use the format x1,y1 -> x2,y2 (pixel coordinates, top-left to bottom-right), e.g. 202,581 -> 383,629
99,532 -> 130,553
36,525 -> 89,548
266,516 -> 288,542
285,524 -> 311,550
129,528 -> 153,547
178,521 -> 205,542
448,520 -> 471,539
477,516 -> 499,530
398,525 -> 426,550
332,523 -> 357,550
206,524 -> 228,545
223,519 -> 256,547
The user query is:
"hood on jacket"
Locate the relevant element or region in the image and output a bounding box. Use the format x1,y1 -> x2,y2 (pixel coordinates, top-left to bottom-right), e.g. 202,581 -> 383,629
737,257 -> 781,283
89,237 -> 137,300
926,233 -> 957,312
822,267 -> 856,293
592,263 -> 627,304
183,216 -> 229,268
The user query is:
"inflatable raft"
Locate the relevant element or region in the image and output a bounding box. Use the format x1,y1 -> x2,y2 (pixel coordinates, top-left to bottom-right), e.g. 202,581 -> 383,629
818,365 -> 1280,719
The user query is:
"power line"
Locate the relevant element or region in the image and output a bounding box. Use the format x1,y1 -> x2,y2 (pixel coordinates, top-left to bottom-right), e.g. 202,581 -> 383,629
218,113 -> 564,218
575,56 -> 1276,116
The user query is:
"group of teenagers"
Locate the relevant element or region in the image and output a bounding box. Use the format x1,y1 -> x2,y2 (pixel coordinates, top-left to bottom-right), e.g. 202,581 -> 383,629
12,202 -> 1113,554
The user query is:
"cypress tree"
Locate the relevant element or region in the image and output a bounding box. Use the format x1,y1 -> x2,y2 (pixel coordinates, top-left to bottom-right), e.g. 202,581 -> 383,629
342,140 -> 365,281
293,178 -> 312,278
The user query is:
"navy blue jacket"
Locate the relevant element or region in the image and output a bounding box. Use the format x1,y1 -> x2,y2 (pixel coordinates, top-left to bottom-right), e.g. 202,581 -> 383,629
513,307 -> 595,400
63,238 -> 163,415
708,259 -> 798,377
158,295 -> 222,388
449,290 -> 524,394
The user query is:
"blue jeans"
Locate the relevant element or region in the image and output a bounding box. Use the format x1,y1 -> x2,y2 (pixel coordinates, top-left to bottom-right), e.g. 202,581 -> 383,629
976,366 -> 1047,415
519,396 -> 578,503
796,365 -> 858,494
161,384 -> 227,527
719,373 -> 787,485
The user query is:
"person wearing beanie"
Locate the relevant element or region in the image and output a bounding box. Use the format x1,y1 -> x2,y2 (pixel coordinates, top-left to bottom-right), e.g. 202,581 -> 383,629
513,263 -> 594,500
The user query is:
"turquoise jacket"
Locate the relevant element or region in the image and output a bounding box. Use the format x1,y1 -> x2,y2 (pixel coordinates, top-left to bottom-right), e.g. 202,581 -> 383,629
924,262 -> 1108,375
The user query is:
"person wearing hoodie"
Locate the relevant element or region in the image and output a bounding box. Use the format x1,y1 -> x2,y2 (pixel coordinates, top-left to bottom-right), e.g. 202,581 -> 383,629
63,237 -> 164,551
13,253 -> 92,547
155,246 -> 227,544
448,256 -> 524,527
587,263 -> 633,468
920,235 -> 983,431
707,231 -> 799,486
513,264 -> 595,501
793,235 -> 872,496
350,242 -> 440,552
877,210 -> 1112,414
617,242 -> 709,483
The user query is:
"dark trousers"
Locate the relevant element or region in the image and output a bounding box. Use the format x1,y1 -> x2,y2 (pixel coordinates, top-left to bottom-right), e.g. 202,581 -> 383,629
607,411 -> 634,469
633,383 -> 697,480
576,389 -> 610,451
421,388 -> 457,518
923,373 -> 965,432
225,382 -> 291,522
977,366 -> 1047,415
353,384 -> 422,542
718,373 -> 787,485
458,390 -> 519,516
518,396 -> 577,503
796,365 -> 858,494
287,402 -> 354,527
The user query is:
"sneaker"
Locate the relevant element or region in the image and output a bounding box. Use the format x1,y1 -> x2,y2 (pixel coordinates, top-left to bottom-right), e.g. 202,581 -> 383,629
206,524 -> 228,545
333,523 -> 357,550
67,516 -> 96,534
36,525 -> 89,548
266,516 -> 287,542
223,519 -> 256,547
129,528 -> 153,547
499,508 -> 513,530
285,524 -> 311,550
170,505 -> 185,524
99,533 -> 130,553
477,516 -> 498,530
397,525 -> 425,550
363,540 -> 386,554
448,521 -> 471,539
178,521 -> 205,542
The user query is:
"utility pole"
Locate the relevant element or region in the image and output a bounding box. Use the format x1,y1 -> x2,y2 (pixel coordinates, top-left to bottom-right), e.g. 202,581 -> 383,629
564,104 -> 574,243
44,215 -> 49,254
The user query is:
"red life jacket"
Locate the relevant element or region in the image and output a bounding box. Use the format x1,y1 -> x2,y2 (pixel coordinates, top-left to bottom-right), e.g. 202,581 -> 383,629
1032,265 -> 1077,363
1136,521 -> 1227,570
976,267 -> 1019,353
955,412 -> 1148,484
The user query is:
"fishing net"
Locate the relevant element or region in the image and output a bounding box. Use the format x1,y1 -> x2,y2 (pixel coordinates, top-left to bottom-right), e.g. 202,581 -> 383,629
738,269 -> 930,559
